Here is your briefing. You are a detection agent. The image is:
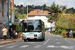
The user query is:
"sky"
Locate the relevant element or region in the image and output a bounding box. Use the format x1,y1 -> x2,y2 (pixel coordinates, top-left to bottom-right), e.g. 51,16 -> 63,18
14,0 -> 75,8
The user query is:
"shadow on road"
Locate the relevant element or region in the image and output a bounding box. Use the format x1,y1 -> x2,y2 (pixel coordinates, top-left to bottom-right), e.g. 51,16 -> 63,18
25,39 -> 45,42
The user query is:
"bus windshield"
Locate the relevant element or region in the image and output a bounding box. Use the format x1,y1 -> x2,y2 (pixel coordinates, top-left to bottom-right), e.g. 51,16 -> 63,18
23,20 -> 41,32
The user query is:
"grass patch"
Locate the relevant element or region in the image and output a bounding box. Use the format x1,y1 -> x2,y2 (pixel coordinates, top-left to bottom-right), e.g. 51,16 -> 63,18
62,37 -> 75,39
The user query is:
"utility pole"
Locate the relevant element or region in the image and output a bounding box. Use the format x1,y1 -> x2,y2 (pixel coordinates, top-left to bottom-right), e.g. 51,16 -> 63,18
27,0 -> 28,18
23,6 -> 24,14
8,0 -> 9,36
23,0 -> 31,18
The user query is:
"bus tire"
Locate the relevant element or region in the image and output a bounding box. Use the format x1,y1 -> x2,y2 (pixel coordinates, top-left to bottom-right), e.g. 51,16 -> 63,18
40,38 -> 45,41
42,38 -> 45,41
24,39 -> 27,42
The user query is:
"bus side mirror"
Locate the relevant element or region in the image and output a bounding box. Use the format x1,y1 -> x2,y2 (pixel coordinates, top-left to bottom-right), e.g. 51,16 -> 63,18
42,22 -> 44,25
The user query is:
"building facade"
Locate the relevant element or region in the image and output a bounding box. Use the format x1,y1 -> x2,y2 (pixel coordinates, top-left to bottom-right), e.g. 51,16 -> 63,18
28,10 -> 56,31
9,0 -> 14,22
0,0 -> 8,38
9,0 -> 14,9
60,5 -> 67,10
28,10 -> 51,29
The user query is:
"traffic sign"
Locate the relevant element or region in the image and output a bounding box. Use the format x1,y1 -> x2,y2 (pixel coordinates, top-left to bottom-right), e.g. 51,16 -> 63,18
5,22 -> 12,26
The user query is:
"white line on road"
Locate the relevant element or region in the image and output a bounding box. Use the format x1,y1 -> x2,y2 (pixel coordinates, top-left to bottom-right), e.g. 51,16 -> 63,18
7,45 -> 17,48
20,45 -> 29,48
61,46 -> 74,49
56,39 -> 58,40
44,39 -> 50,45
34,45 -> 41,48
47,45 -> 54,48
57,42 -> 60,44
0,46 -> 3,47
65,39 -> 73,44
47,45 -> 74,49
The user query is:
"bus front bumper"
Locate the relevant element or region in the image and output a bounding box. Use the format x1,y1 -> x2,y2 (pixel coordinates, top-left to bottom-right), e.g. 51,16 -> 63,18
22,36 -> 43,40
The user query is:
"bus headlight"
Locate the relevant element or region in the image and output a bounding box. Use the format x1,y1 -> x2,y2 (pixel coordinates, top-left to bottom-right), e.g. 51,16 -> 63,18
22,34 -> 26,37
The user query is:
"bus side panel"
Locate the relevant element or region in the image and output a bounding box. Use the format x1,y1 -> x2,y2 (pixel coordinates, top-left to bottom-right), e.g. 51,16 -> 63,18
41,21 -> 45,39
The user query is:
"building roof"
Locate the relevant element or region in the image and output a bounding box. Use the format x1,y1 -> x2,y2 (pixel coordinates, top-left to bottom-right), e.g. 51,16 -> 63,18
28,10 -> 51,16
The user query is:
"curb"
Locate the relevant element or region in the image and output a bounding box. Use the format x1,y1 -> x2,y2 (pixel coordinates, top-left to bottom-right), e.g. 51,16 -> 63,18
62,38 -> 75,40
0,41 -> 16,45
48,34 -> 63,37
0,38 -> 22,45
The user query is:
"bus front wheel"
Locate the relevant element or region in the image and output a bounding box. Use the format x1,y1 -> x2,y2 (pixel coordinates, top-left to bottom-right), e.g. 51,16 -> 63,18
42,38 -> 45,41
24,39 -> 27,42
40,38 -> 45,41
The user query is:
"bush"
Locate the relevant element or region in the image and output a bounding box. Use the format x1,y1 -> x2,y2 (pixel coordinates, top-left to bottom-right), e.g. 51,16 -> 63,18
16,25 -> 22,32
11,24 -> 22,32
54,27 -> 62,35
50,31 -> 55,34
54,31 -> 61,35
61,30 -> 67,36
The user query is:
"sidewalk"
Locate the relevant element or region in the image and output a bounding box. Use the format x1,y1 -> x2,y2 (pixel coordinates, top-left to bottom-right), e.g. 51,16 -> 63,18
0,38 -> 22,45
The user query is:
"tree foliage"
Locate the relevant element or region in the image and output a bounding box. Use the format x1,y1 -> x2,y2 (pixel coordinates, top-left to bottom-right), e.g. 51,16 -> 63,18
66,8 -> 75,14
15,14 -> 27,19
56,14 -> 75,30
48,2 -> 62,13
57,17 -> 69,29
16,25 -> 22,32
46,2 -> 62,22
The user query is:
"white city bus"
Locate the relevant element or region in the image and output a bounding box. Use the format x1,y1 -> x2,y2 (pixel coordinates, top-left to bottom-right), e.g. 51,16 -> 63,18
20,19 -> 45,41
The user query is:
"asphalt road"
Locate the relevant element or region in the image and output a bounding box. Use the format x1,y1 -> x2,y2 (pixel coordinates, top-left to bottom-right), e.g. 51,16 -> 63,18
0,34 -> 75,50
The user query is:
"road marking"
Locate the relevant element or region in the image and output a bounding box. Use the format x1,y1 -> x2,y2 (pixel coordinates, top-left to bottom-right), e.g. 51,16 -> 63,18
0,46 -> 3,47
34,45 -> 41,48
61,46 -> 74,49
44,39 -> 50,45
65,39 -> 73,44
47,45 -> 74,49
53,35 -> 55,37
20,45 -> 29,48
57,42 -> 60,44
56,39 -> 58,40
47,45 -> 54,48
7,45 -> 17,48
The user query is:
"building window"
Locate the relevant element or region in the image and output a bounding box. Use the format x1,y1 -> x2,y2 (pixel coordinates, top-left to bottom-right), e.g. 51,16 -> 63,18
2,1 -> 4,17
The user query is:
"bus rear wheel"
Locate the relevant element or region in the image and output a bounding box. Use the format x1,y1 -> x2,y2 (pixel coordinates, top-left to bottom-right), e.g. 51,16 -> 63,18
42,38 -> 45,41
40,38 -> 45,41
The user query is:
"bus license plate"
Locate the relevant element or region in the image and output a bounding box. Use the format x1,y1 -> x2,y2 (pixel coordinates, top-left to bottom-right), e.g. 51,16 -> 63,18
27,34 -> 34,37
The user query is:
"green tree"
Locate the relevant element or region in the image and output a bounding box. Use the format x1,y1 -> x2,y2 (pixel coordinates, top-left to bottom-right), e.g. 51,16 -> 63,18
68,18 -> 75,30
46,2 -> 62,22
66,8 -> 75,14
16,25 -> 22,32
48,2 -> 61,13
14,14 -> 27,19
57,17 -> 69,29
57,16 -> 75,31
